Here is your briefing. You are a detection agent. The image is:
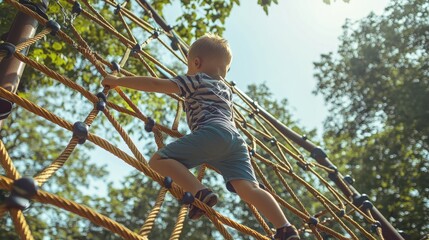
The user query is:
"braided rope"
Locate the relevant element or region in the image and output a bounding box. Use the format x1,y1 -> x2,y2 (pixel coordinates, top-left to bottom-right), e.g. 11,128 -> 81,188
169,205 -> 188,240
9,209 -> 34,240
0,86 -> 270,239
0,0 -> 386,238
139,188 -> 168,236
0,140 -> 21,180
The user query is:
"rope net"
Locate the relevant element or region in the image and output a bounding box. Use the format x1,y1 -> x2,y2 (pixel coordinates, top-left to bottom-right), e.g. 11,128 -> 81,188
0,0 -> 385,239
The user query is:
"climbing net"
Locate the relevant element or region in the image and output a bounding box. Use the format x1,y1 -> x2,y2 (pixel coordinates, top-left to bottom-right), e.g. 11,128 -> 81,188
0,0 -> 386,239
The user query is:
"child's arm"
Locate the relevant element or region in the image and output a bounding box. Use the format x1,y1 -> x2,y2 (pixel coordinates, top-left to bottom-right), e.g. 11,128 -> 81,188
101,74 -> 180,95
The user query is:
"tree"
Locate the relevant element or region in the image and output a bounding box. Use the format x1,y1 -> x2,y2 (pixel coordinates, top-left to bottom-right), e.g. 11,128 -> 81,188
0,0 -> 282,238
313,0 -> 429,238
1,0 -> 348,238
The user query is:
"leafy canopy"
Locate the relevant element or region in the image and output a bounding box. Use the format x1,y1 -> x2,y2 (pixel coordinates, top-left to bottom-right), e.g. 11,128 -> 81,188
314,0 -> 429,238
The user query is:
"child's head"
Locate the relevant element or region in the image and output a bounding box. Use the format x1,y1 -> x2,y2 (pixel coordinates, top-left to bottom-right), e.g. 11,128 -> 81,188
187,33 -> 232,79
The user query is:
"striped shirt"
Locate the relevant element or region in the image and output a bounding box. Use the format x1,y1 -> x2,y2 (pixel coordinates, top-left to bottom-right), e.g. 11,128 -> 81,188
170,72 -> 235,132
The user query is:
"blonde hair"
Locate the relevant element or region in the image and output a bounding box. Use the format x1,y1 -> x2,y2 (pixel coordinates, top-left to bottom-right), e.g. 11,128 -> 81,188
188,33 -> 232,64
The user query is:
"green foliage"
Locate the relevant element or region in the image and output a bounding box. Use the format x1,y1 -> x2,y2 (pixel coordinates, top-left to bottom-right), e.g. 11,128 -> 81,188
0,0 -> 282,238
236,83 -> 321,238
148,0 -> 280,43
1,0 -> 346,238
313,0 -> 429,238
0,88 -> 110,238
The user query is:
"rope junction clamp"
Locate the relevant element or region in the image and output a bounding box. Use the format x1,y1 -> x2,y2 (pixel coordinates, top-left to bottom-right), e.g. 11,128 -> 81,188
71,2 -> 82,15
5,177 -> 39,210
144,117 -> 155,132
96,92 -> 107,111
46,20 -> 61,36
0,42 -> 16,58
73,121 -> 89,144
181,192 -> 194,205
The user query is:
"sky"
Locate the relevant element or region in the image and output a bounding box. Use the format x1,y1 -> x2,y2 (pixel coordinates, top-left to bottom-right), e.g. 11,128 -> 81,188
88,0 -> 391,188
222,0 -> 390,136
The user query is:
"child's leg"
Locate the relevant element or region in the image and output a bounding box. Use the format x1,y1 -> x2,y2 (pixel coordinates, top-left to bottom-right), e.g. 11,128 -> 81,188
149,153 -> 206,195
229,179 -> 290,228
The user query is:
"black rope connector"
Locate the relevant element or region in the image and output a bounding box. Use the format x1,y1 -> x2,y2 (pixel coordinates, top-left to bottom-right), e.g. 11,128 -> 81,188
12,177 -> 38,199
111,61 -> 121,72
72,1 -> 82,15
46,20 -> 61,36
114,4 -> 121,14
0,97 -> 13,120
297,161 -> 310,171
0,42 -> 16,58
343,175 -> 354,185
5,195 -> 30,210
144,117 -> 155,132
353,194 -> 370,206
96,92 -> 107,111
96,92 -> 107,102
230,81 -> 236,86
5,177 -> 38,210
163,176 -> 173,189
302,135 -> 308,141
73,121 -> 89,144
181,192 -> 194,205
308,216 -> 318,226
170,38 -> 179,51
361,200 -> 373,211
370,221 -> 382,233
310,147 -> 328,160
131,43 -> 141,56
152,30 -> 160,39
241,121 -> 247,129
336,209 -> 345,217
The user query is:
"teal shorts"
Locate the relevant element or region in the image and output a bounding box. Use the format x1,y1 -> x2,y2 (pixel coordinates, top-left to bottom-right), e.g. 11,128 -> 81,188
156,122 -> 257,191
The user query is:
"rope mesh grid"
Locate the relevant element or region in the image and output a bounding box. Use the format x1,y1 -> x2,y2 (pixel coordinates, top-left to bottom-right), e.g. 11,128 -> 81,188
0,0 -> 384,239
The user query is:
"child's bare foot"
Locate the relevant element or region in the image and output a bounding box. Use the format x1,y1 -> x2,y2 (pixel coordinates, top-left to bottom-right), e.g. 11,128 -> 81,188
188,188 -> 218,220
274,225 -> 300,240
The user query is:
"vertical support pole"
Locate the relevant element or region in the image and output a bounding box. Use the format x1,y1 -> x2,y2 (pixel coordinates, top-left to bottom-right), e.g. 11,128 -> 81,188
0,0 -> 48,128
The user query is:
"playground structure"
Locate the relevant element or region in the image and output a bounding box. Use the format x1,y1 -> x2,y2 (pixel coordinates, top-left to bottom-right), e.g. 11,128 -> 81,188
0,0 -> 405,239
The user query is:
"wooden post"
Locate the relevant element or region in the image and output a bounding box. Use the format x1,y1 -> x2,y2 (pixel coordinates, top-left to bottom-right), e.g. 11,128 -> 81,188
0,0 -> 48,127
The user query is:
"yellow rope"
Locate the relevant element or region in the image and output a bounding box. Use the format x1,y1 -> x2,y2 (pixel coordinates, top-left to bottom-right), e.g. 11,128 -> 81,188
0,140 -> 21,180
10,209 -> 34,240
0,0 -> 386,238
0,86 -> 270,239
139,188 -> 168,236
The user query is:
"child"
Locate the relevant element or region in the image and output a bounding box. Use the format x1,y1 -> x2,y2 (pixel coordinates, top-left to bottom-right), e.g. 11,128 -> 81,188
102,33 -> 300,240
